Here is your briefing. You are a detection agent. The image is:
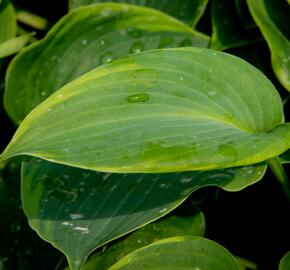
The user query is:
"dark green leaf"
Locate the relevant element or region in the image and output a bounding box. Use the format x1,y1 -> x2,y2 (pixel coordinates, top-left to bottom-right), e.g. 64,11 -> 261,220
69,0 -> 209,26
247,0 -> 290,91
2,48 -> 290,173
211,0 -> 262,50
108,236 -> 240,270
21,158 -> 264,269
4,3 -> 208,124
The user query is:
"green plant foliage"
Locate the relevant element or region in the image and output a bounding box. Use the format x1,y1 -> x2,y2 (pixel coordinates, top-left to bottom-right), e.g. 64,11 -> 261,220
65,208 -> 205,270
0,0 -> 17,43
108,236 -> 240,270
21,157 -> 264,269
279,252 -> 290,270
4,3 -> 208,124
2,48 -> 290,173
0,33 -> 34,59
69,0 -> 209,27
235,256 -> 257,270
247,0 -> 290,91
211,0 -> 261,50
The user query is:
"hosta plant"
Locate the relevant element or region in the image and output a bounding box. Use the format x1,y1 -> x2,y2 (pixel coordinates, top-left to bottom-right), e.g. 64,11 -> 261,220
0,0 -> 289,269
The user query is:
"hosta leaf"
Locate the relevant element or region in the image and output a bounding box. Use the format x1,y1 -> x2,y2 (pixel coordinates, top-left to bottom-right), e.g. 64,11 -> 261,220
0,33 -> 34,59
247,0 -> 290,91
0,0 -> 17,43
21,158 -> 264,270
108,236 -> 240,270
67,209 -> 205,270
279,252 -> 290,270
69,0 -> 209,26
211,0 -> 262,51
2,48 -> 290,173
4,3 -> 208,124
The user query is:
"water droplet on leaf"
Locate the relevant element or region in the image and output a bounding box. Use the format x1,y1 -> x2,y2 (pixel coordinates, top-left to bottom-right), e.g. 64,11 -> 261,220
127,93 -> 149,103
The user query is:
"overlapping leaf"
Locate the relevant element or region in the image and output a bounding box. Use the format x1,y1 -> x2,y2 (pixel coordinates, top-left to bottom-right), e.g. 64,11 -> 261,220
4,3 -> 208,124
21,158 -> 265,269
0,33 -> 34,59
2,48 -> 290,173
66,209 -> 205,270
211,0 -> 262,50
69,0 -> 209,26
279,252 -> 290,270
108,236 -> 240,270
0,0 -> 16,43
247,0 -> 290,91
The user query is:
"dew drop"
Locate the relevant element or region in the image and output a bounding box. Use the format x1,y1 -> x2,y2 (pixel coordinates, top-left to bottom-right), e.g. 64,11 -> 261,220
47,108 -> 52,112
41,91 -> 46,96
73,226 -> 90,234
159,208 -> 168,213
208,90 -> 217,96
81,39 -> 88,45
127,93 -> 149,103
180,176 -> 193,183
180,76 -> 184,81
61,221 -> 73,227
100,51 -> 113,64
130,41 -> 145,54
99,39 -> 106,47
57,93 -> 63,98
70,213 -> 84,220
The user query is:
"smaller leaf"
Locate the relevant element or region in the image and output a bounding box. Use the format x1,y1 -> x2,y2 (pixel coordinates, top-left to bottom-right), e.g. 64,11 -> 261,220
279,252 -> 290,270
16,9 -> 49,30
0,33 -> 34,59
108,236 -> 240,270
247,0 -> 290,91
72,210 -> 205,270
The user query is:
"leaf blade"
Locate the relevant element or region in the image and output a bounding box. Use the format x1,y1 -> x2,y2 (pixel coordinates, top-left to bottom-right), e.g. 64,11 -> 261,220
21,158 -> 265,269
2,48 -> 290,173
108,236 -> 240,270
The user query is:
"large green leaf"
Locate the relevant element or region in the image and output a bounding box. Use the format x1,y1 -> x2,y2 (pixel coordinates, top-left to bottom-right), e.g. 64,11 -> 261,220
247,0 -> 290,92
108,236 -> 240,270
69,0 -> 209,26
21,158 -> 265,270
0,0 -> 17,43
67,208 -> 205,270
211,0 -> 262,51
279,252 -> 290,270
4,3 -> 208,124
2,48 -> 290,173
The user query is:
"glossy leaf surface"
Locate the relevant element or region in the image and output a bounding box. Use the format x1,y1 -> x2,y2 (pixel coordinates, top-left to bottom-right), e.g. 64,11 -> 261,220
211,0 -> 261,50
108,236 -> 240,270
4,3 -> 208,124
247,0 -> 290,91
0,0 -> 17,43
2,48 -> 290,173
69,0 -> 209,26
67,210 -> 205,270
0,33 -> 34,59
22,158 -> 264,269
